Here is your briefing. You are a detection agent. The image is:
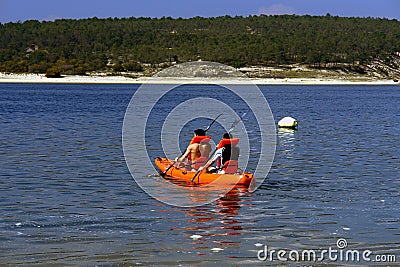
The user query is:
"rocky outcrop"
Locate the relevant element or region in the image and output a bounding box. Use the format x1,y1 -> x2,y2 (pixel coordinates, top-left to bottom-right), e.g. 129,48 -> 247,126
365,53 -> 400,79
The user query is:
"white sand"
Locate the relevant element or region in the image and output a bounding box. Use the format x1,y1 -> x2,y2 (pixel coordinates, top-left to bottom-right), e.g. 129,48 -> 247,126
1,72 -> 398,85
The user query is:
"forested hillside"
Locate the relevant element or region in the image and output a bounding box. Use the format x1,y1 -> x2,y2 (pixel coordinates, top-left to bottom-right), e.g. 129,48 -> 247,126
0,15 -> 399,78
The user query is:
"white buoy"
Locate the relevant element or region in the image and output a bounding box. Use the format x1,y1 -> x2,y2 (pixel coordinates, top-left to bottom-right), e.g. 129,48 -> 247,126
190,234 -> 203,240
278,117 -> 298,129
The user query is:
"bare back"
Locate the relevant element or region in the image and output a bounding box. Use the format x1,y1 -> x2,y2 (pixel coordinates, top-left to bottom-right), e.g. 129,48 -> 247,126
199,142 -> 211,158
187,143 -> 202,162
179,140 -> 212,163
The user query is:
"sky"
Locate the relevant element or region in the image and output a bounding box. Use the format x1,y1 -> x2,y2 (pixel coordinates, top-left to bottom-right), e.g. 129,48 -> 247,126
1,0 -> 399,23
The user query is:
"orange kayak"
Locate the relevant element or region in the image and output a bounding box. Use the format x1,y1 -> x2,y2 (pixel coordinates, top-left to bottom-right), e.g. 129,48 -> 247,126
155,157 -> 254,188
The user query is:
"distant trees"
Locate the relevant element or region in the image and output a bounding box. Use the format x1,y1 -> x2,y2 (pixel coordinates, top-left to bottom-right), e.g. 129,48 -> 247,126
45,67 -> 61,78
0,15 -> 399,74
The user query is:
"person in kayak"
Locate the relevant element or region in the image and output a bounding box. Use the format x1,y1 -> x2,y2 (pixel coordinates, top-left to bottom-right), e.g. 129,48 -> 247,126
200,133 -> 240,174
177,129 -> 212,170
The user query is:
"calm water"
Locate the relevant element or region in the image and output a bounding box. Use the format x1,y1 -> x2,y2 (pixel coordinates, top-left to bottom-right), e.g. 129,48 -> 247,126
0,83 -> 399,266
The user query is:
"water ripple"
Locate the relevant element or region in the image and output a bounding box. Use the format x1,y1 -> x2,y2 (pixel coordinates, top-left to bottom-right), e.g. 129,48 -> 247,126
0,84 -> 399,265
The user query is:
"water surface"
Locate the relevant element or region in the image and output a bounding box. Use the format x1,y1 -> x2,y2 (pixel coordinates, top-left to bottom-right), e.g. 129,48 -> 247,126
0,84 -> 399,265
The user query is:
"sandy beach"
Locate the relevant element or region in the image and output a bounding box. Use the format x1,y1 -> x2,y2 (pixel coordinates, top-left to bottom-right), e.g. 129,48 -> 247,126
1,72 -> 399,85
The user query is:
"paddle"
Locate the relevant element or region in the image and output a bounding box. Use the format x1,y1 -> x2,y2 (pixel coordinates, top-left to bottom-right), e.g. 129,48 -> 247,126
190,112 -> 247,183
160,112 -> 223,177
204,112 -> 223,133
227,112 -> 246,134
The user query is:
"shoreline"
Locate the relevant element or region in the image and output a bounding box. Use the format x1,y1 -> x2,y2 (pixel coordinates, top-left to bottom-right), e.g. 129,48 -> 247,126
1,72 -> 399,85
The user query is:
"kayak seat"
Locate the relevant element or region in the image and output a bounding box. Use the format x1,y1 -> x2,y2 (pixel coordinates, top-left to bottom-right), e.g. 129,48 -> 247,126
222,160 -> 239,174
191,156 -> 208,170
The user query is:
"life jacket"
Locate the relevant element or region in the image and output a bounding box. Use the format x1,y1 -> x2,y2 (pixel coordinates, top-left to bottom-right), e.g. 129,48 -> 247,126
188,135 -> 211,161
216,138 -> 240,168
190,135 -> 211,144
216,138 -> 239,149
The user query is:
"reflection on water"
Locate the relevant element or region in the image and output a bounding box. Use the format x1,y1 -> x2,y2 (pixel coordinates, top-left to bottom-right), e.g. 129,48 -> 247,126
172,189 -> 245,249
278,128 -> 297,156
